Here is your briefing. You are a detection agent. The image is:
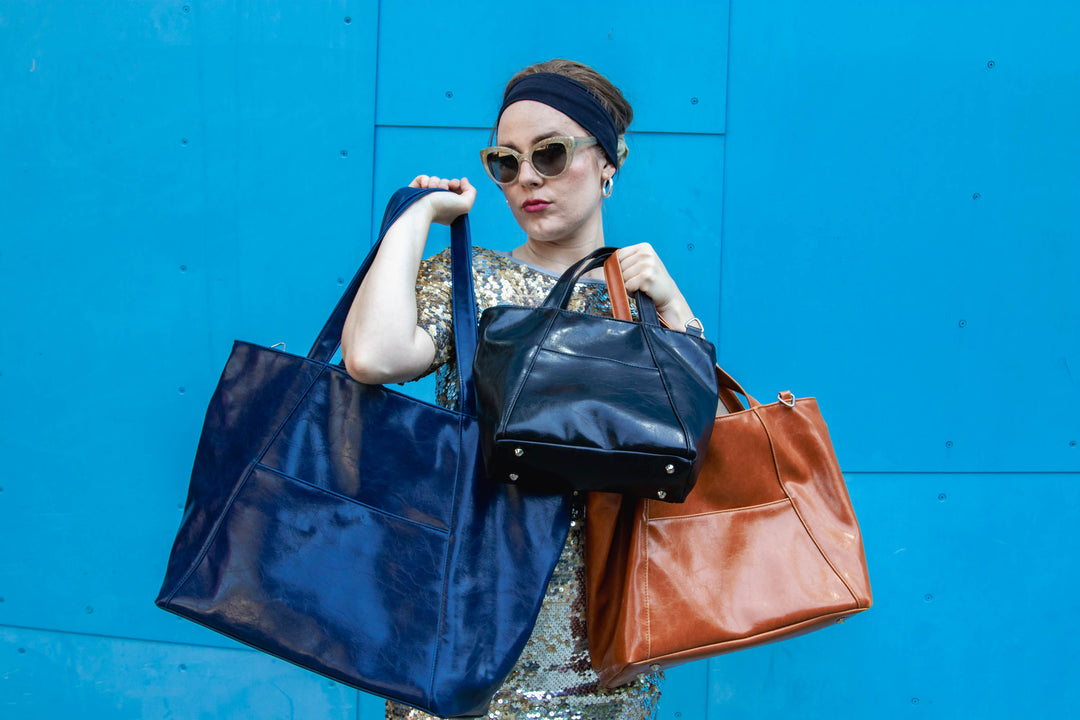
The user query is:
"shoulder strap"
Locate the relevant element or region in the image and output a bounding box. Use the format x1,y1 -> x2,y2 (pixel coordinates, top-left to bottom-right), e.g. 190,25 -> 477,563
308,187 -> 478,414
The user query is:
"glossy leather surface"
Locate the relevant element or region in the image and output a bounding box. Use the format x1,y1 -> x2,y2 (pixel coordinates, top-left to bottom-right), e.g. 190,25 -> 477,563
585,370 -> 872,688
157,188 -> 571,718
473,247 -> 718,502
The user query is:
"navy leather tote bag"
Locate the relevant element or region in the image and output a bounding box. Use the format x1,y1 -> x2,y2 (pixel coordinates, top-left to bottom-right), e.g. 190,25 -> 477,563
473,246 -> 718,503
156,187 -> 571,718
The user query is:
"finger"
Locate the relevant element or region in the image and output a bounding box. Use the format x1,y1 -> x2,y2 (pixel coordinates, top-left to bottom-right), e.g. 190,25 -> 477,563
459,177 -> 477,199
409,175 -> 427,188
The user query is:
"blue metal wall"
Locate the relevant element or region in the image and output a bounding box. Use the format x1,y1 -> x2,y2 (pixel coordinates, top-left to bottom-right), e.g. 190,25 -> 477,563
1,1 -> 1077,718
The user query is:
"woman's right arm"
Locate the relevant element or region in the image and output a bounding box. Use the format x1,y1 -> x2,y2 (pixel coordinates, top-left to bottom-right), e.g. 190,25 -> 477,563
341,176 -> 476,385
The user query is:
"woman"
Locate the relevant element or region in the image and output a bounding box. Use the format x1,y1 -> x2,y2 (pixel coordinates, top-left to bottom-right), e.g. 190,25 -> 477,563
342,59 -> 699,720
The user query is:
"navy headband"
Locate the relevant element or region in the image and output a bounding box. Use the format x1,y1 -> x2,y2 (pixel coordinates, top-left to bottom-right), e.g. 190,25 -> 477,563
497,72 -> 619,167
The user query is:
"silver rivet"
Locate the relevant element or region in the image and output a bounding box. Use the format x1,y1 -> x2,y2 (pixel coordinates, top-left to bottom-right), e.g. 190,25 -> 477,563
570,520 -> 577,527
650,664 -> 661,672
514,447 -> 524,457
664,464 -> 675,475
508,473 -> 519,482
657,490 -> 667,499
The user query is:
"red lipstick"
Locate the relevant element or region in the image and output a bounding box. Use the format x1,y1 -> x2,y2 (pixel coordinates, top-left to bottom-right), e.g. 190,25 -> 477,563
523,199 -> 551,213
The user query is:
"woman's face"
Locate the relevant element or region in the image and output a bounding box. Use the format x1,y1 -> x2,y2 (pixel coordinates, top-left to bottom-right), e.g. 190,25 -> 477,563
496,100 -> 614,246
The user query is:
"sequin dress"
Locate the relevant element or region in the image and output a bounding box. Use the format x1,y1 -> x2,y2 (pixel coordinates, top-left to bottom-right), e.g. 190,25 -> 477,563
385,247 -> 663,720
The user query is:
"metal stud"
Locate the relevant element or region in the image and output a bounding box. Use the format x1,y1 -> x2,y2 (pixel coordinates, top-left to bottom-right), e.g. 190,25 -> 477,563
650,664 -> 661,672
508,473 -> 519,482
514,447 -> 524,457
664,464 -> 675,475
657,490 -> 667,499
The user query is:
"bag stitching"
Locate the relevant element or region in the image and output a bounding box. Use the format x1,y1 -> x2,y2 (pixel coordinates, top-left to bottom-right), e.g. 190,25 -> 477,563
644,497 -> 790,522
641,500 -> 651,658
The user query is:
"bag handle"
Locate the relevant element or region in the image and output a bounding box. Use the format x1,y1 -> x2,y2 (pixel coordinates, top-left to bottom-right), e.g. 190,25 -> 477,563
543,246 -> 661,327
601,253 -> 755,414
308,187 -> 478,415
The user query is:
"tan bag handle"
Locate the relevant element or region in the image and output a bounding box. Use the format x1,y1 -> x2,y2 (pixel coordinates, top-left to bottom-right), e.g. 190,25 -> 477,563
602,253 -> 755,415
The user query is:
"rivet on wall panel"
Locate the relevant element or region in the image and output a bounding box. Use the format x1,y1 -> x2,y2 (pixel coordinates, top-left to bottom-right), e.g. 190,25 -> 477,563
924,594 -> 934,602
958,319 -> 966,328
986,60 -> 996,69
85,606 -> 94,614
17,648 -> 26,654
344,16 -> 352,24
945,440 -> 954,448
181,138 -> 188,147
179,265 -> 187,273
446,91 -> 454,99
690,97 -> 699,105
938,493 -> 947,501
178,387 -> 186,395
911,698 -> 920,705
337,277 -> 344,286
340,150 -> 348,158
182,5 -> 190,14
686,243 -> 695,251
179,663 -> 188,672
1070,441 -> 1077,447
972,192 -> 980,200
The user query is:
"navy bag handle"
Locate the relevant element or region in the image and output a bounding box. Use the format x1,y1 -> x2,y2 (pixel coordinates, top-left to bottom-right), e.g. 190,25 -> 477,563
309,187 -> 478,415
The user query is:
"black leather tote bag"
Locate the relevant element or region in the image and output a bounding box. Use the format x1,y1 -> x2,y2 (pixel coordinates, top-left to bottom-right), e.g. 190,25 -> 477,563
156,187 -> 571,718
473,246 -> 718,503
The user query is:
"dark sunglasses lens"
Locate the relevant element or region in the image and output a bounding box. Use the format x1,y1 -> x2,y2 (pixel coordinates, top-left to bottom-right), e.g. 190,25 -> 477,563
486,151 -> 519,183
531,141 -> 569,177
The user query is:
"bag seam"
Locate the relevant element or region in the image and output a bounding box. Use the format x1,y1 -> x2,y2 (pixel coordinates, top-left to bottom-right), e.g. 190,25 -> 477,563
644,497 -> 790,522
499,309 -> 562,436
534,345 -> 662,371
752,404 -> 865,609
163,361 -> 327,605
640,326 -> 694,462
428,413 -> 466,708
251,462 -> 451,534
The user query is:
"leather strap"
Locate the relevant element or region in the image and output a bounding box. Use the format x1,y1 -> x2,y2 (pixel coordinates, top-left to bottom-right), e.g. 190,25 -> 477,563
307,187 -> 478,415
601,252 -> 753,413
603,252 -> 633,322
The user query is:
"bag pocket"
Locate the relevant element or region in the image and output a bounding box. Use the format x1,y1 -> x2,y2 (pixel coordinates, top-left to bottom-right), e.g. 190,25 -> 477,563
643,499 -> 858,659
165,463 -> 448,702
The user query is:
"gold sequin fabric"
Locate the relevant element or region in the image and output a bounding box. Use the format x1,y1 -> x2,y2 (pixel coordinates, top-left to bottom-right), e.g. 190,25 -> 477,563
386,247 -> 662,720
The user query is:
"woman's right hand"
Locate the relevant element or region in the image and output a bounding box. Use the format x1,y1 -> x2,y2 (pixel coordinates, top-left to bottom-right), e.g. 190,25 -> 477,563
409,175 -> 477,225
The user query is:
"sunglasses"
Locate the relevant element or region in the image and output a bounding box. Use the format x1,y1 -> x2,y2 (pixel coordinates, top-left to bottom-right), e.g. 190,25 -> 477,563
479,136 -> 598,185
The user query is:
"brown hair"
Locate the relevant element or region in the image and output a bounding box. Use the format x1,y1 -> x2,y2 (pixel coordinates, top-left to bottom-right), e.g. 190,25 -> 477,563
503,59 -> 633,167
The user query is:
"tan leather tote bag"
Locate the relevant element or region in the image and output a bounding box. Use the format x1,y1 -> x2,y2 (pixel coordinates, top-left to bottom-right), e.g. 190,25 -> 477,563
586,258 -> 873,688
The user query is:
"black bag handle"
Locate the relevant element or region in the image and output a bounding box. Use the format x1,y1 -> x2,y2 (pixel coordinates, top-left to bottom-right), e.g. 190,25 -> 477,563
308,187 -> 478,415
541,246 -> 660,326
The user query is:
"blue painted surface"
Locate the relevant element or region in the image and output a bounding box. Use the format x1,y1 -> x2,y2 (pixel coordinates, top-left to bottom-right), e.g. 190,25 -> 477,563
2,0 -> 1078,718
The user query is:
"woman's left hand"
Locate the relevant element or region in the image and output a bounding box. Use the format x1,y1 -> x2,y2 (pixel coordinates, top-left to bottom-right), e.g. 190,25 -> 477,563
617,243 -> 697,331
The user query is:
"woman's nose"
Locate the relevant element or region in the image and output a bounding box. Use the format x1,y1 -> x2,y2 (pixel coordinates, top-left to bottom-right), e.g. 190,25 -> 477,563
517,159 -> 543,186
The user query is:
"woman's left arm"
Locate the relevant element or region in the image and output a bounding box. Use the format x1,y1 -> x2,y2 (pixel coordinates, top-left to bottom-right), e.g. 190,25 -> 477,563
616,243 -> 698,332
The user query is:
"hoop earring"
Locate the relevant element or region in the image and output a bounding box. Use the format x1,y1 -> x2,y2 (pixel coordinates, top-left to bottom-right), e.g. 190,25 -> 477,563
602,176 -> 614,198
